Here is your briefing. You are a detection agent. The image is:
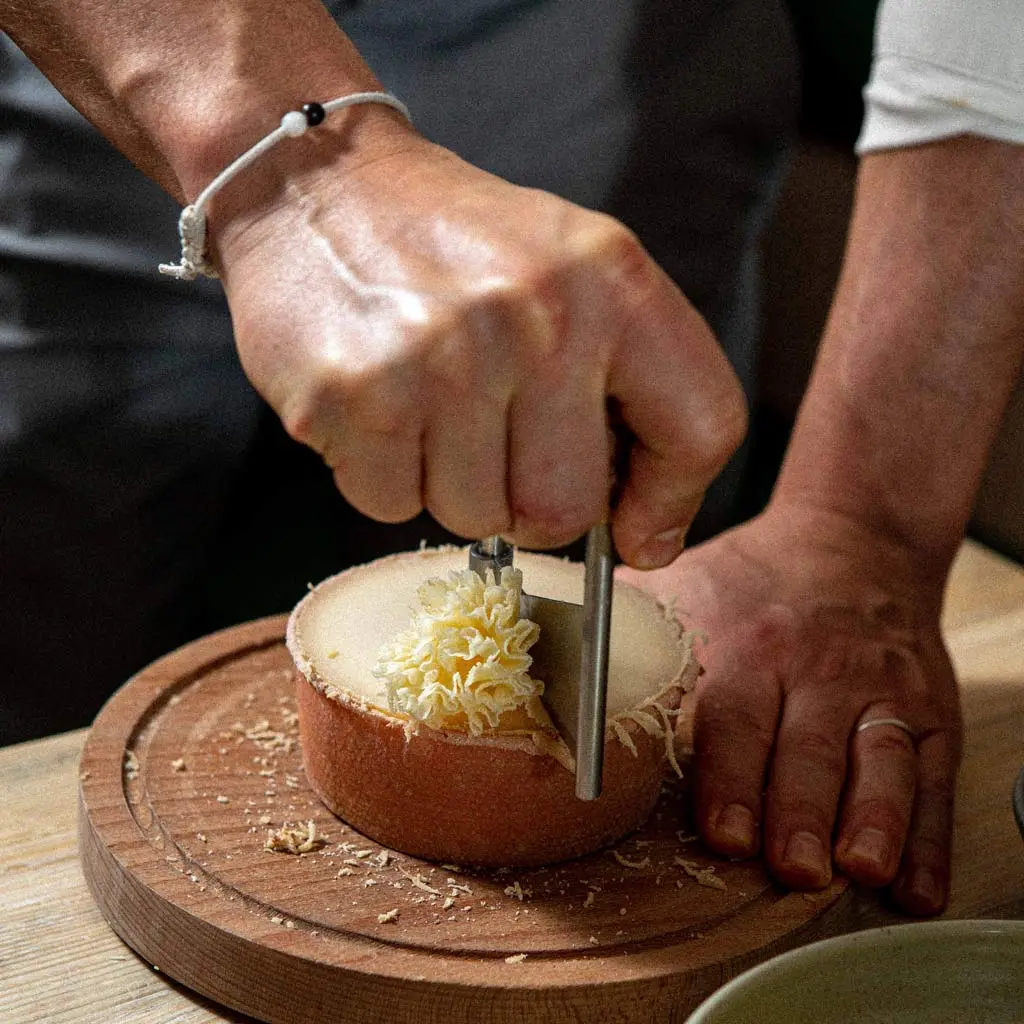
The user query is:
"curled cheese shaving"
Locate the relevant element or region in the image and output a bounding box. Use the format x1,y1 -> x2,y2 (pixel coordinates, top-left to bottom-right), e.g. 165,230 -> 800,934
624,708 -> 664,737
611,700 -> 685,778
655,701 -> 684,779
611,718 -> 639,756
373,567 -> 543,734
606,626 -> 699,777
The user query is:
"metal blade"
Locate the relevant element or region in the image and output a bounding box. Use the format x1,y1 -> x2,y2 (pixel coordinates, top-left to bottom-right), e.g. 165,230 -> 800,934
471,529 -> 612,801
576,523 -> 613,800
520,589 -> 583,754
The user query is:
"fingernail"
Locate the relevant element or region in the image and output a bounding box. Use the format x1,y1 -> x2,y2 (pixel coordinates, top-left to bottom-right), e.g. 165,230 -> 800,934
844,827 -> 892,873
782,830 -> 830,883
632,527 -> 686,570
714,803 -> 757,854
906,865 -> 942,911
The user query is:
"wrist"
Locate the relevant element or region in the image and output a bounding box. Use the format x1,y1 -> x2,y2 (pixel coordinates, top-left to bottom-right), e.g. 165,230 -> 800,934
163,80 -> 416,208
157,90 -> 421,282
103,1 -> 414,202
758,495 -> 951,612
771,140 -> 1024,578
772,415 -> 963,583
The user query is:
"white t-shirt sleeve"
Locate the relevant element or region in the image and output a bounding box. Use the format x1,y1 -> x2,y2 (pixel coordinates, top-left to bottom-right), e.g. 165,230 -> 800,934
857,0 -> 1024,153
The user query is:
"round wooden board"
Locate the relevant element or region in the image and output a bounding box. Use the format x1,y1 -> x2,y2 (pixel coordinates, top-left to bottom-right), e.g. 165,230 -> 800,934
79,616 -> 854,1024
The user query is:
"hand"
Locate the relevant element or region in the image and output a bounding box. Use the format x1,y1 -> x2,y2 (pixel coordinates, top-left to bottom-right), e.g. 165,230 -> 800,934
618,501 -> 963,915
210,132 -> 746,568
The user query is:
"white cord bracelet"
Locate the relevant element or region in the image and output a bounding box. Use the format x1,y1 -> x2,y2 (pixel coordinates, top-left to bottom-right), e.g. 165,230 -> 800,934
158,90 -> 411,281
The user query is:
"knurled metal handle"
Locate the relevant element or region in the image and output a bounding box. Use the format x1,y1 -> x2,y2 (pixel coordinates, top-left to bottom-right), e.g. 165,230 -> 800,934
468,535 -> 514,582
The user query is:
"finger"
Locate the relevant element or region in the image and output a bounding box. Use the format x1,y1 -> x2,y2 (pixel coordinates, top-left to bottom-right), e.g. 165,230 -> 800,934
499,245 -> 624,550
833,707 -> 918,888
420,324 -> 512,539
606,260 -> 747,569
507,376 -> 610,549
314,374 -> 425,524
486,283 -> 607,549
890,728 -> 959,916
423,406 -> 510,540
693,660 -> 781,859
328,426 -> 424,523
614,454 -> 705,567
272,314 -> 428,524
764,693 -> 857,889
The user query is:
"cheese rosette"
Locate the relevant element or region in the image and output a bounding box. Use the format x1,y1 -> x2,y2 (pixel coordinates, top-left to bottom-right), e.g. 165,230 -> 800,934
372,566 -> 550,736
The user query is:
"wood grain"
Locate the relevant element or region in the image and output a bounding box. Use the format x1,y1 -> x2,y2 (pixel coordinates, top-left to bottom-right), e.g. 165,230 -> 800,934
2,540 -> 1022,1024
76,616 -> 852,1024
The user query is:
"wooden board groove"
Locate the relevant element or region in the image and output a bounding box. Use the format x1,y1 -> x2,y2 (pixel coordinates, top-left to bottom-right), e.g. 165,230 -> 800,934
79,616 -> 853,1023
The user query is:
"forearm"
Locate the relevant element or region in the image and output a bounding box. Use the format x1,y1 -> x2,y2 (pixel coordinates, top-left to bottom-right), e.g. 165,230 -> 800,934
775,136 -> 1024,574
0,0 -> 409,202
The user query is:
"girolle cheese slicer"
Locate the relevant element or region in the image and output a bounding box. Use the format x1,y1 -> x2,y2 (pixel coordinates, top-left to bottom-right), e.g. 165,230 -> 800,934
469,528 -> 614,801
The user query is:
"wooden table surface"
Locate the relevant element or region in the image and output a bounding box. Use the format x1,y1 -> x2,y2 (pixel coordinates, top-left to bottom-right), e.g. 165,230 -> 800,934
2,539 -> 1022,1024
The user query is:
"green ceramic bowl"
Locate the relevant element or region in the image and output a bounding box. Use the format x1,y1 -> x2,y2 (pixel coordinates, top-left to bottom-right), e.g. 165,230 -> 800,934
685,920 -> 1024,1024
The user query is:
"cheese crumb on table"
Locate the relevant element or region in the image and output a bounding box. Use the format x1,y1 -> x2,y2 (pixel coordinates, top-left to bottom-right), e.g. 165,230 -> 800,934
503,881 -> 528,901
264,820 -> 325,855
674,856 -> 728,891
612,851 -> 651,870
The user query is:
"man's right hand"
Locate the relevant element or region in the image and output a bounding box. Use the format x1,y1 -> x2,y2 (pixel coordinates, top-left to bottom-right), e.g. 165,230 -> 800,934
5,0 -> 746,565
211,134 -> 747,567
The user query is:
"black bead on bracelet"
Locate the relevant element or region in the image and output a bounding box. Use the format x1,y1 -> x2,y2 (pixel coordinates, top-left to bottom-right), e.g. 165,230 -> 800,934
302,102 -> 326,127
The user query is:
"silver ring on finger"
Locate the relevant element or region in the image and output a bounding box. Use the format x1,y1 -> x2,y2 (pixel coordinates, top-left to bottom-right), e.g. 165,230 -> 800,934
856,717 -> 918,745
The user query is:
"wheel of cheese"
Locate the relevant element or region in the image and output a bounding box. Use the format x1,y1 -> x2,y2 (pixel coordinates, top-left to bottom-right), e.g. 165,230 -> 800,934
286,547 -> 698,867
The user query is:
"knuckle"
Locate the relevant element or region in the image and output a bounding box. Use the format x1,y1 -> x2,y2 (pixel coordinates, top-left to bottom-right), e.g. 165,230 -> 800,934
345,367 -> 422,439
281,401 -> 321,450
716,387 -> 750,453
747,607 -> 798,657
692,389 -> 749,472
510,500 -> 588,550
572,217 -> 660,320
283,361 -> 422,457
588,219 -> 651,284
789,728 -> 846,777
858,728 -> 917,759
335,472 -> 423,525
418,311 -> 478,388
474,277 -> 569,374
772,796 -> 834,837
844,796 -> 911,834
695,698 -> 775,753
661,389 -> 749,491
